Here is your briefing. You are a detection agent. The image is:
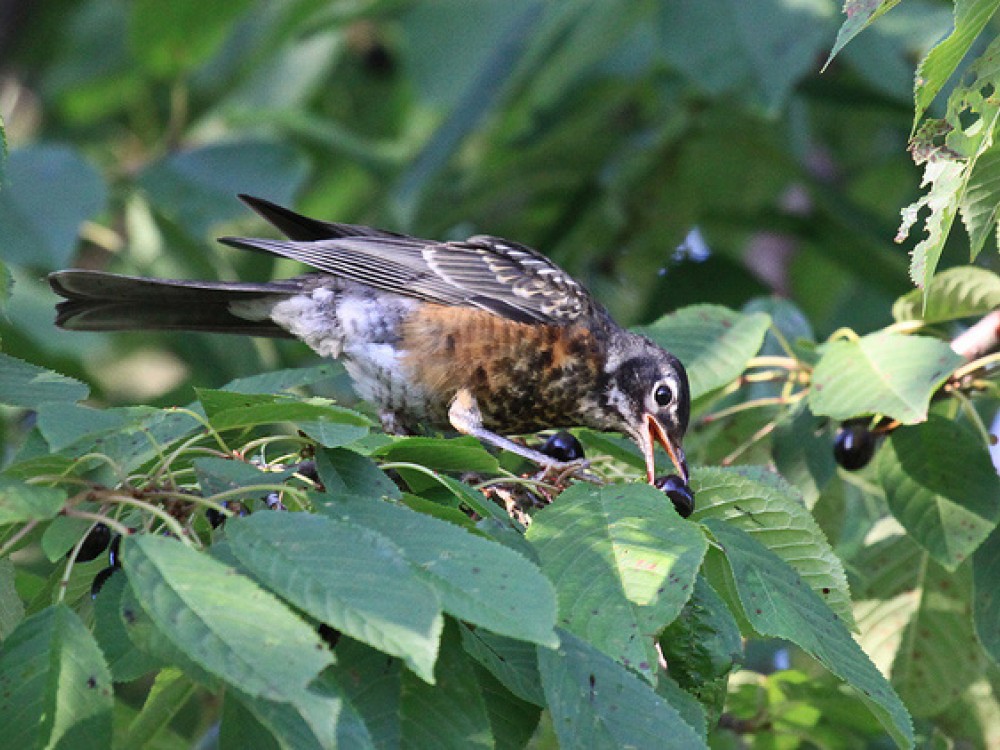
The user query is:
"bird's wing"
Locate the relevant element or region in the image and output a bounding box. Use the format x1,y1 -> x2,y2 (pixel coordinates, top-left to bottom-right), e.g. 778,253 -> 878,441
219,232 -> 598,325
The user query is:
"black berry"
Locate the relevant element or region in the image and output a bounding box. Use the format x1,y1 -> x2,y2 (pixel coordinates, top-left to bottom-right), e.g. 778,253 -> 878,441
833,423 -> 877,471
206,507 -> 226,528
90,566 -> 117,599
108,535 -> 122,568
541,431 -> 585,462
74,523 -> 112,562
654,474 -> 695,518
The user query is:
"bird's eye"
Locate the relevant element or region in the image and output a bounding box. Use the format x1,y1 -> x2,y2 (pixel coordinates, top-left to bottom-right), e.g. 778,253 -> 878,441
653,383 -> 673,407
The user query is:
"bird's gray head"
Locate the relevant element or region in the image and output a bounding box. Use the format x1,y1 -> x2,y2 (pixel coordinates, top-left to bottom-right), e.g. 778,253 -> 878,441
600,333 -> 690,483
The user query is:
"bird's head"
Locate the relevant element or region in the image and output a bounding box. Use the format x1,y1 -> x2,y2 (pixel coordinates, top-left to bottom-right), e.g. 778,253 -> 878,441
599,333 -> 690,484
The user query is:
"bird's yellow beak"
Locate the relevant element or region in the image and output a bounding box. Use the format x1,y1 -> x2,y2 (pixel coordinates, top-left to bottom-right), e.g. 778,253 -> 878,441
642,413 -> 688,485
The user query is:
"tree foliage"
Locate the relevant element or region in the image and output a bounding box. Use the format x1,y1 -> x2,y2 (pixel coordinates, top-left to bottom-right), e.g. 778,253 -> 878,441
2,1 -> 1000,748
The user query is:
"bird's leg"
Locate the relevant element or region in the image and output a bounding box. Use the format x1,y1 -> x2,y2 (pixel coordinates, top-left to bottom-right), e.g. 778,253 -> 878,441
447,389 -> 593,481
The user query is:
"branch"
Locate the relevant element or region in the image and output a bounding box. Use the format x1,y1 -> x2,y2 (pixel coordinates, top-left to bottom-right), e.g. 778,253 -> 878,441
951,310 -> 1000,361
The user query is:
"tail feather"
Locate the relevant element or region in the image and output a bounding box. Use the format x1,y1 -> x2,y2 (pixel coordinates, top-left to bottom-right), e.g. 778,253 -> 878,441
48,270 -> 299,335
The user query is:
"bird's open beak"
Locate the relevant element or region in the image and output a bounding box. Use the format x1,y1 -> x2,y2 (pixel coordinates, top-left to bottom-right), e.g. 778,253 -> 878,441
642,413 -> 688,485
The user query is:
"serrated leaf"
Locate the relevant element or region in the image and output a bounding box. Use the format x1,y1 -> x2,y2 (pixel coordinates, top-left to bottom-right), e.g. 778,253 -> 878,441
704,520 -> 914,748
0,478 -> 66,525
224,512 -> 443,683
526,483 -> 708,683
475,662 -> 543,750
912,0 -> 1000,127
899,36 -> 1000,290
0,352 -> 88,407
318,495 -> 558,647
196,389 -> 372,432
0,604 -> 113,750
825,0 -> 902,67
889,556 -> 984,717
539,628 -> 707,749
809,332 -> 962,423
0,145 -> 107,268
374,436 -> 500,473
892,266 -> 1000,322
973,525 -> 1000,664
877,416 -> 1000,570
122,535 -> 332,700
400,621 -> 492,749
636,305 -> 771,400
692,466 -> 856,629
138,140 -> 308,239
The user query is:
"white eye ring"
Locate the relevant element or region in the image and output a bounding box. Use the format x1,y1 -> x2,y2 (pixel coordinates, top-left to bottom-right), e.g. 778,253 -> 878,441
653,383 -> 673,408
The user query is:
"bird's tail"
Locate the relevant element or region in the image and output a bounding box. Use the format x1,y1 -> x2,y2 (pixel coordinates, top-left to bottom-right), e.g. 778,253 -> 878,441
48,270 -> 301,336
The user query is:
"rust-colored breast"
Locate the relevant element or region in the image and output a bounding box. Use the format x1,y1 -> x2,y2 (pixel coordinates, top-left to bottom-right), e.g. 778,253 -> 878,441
402,304 -> 605,434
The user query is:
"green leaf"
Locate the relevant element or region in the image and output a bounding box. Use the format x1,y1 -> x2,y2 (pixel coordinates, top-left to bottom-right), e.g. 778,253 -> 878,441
0,352 -> 88,407
92,572 -> 162,682
460,625 -> 545,706
138,140 -> 309,239
826,0 -> 902,66
224,512 -> 443,683
912,0 -> 1000,127
892,266 -> 1000,322
877,416 -> 1000,570
636,305 -> 770,400
193,457 -> 290,499
0,604 -> 113,750
220,695 -> 280,750
808,332 -> 963,423
400,621 -> 492,748
973,525 -> 1000,664
659,575 -> 742,719
121,668 -> 197,750
0,144 -> 107,268
318,495 -> 559,648
889,556 -> 984,717
0,258 -> 11,314
899,37 -> 1000,289
374,436 -> 500,474
229,669 -> 375,750
526,483 -> 708,683
704,520 -> 914,748
130,0 -> 253,76
475,662 -> 543,750
770,402 -> 837,506
0,558 -> 25,640
0,478 -> 66,525
122,535 -> 332,700
315,447 -> 401,500
220,364 -> 341,395
197,389 -> 372,432
539,628 -> 707,749
327,639 -> 402,748
692,466 -> 856,629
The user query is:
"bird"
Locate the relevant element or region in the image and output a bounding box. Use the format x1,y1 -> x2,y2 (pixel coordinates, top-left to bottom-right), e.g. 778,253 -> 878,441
49,195 -> 690,485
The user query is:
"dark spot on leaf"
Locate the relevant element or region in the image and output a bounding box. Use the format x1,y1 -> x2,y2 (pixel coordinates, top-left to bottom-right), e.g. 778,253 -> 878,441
822,587 -> 830,595
471,567 -> 480,574
122,608 -> 136,625
755,609 -> 762,615
86,676 -> 97,688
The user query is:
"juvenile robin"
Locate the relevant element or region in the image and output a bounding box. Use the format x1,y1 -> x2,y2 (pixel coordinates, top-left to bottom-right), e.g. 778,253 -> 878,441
49,196 -> 690,484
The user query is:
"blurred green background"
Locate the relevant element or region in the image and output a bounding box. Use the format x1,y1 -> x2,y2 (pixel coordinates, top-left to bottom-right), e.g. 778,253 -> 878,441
0,0 -> 976,406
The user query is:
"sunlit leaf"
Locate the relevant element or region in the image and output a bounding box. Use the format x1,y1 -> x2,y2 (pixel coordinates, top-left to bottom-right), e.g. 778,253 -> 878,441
0,352 -> 88,407
808,332 -> 962,423
892,266 -> 1000,322
826,0 -> 902,67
